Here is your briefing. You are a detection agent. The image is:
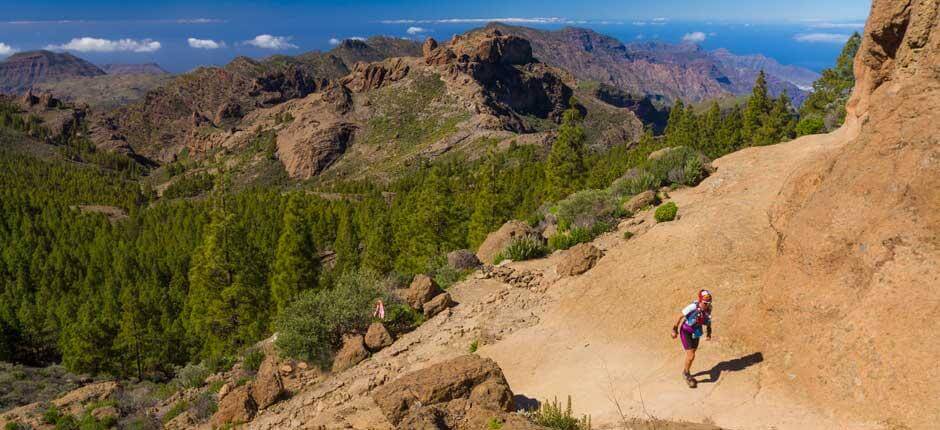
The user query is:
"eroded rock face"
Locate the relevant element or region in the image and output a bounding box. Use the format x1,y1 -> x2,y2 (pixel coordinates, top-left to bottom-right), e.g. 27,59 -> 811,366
332,334 -> 369,372
557,243 -> 604,277
476,220 -> 537,264
364,322 -> 394,351
447,249 -> 482,270
211,385 -> 257,427
423,292 -> 455,318
755,1 -> 940,426
422,29 -> 573,132
250,354 -> 285,409
372,355 -> 515,427
340,57 -> 411,92
403,274 -> 445,310
623,190 -> 658,213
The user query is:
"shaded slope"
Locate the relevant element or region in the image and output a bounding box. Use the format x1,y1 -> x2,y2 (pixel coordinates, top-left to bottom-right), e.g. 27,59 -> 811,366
0,50 -> 105,94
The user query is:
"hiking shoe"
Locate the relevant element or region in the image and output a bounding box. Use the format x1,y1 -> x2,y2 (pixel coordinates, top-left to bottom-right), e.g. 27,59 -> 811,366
683,371 -> 697,388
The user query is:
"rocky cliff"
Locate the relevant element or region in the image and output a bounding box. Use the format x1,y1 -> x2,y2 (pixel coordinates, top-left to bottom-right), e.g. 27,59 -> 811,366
484,24 -> 816,104
0,51 -> 106,94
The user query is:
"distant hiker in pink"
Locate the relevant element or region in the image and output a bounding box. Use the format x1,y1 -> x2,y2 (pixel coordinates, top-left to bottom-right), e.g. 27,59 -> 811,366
373,299 -> 386,320
671,289 -> 713,388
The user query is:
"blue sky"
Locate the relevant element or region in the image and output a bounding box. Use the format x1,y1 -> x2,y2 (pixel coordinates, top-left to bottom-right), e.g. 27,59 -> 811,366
0,0 -> 871,72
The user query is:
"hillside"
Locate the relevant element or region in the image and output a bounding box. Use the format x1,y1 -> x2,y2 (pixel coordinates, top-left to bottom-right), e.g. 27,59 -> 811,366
33,73 -> 172,109
482,23 -> 817,104
0,50 -> 106,94
100,63 -> 169,75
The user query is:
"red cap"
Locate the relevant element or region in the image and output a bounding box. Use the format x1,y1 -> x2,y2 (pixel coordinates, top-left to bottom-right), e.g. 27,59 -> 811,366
699,289 -> 712,303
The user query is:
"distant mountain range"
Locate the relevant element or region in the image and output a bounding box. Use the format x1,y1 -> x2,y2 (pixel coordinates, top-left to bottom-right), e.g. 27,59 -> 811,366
481,23 -> 819,104
100,63 -> 169,76
0,50 -> 105,94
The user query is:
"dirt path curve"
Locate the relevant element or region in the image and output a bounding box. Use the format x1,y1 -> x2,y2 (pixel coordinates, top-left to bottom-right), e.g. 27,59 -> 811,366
484,125 -> 880,430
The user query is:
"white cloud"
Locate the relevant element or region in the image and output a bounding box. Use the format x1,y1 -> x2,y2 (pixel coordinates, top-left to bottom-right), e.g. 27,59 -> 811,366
329,37 -> 366,45
0,42 -> 16,56
652,17 -> 668,22
350,36 -> 366,41
682,32 -> 707,43
794,33 -> 851,43
329,38 -> 341,45
808,22 -> 864,29
244,34 -> 297,49
380,17 -> 568,24
187,37 -> 224,49
176,18 -> 225,24
632,21 -> 647,26
45,37 -> 161,53
406,26 -> 430,35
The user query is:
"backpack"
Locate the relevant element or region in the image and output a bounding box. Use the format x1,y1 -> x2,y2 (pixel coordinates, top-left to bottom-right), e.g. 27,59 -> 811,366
683,302 -> 710,338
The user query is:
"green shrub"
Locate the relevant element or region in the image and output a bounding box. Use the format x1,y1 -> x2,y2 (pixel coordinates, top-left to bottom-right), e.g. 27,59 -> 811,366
554,189 -> 617,231
5,422 -> 29,430
498,235 -> 547,263
174,362 -> 210,389
623,231 -> 634,240
242,348 -> 265,373
426,255 -> 470,290
276,269 -> 386,368
487,417 -> 504,429
43,405 -> 63,424
469,340 -> 479,353
654,202 -> 678,222
529,396 -> 591,430
547,222 -> 612,251
383,303 -> 425,337
609,172 -> 657,199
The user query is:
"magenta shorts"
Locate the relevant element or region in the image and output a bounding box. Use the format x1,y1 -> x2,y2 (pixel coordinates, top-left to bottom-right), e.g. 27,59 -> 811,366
679,326 -> 700,350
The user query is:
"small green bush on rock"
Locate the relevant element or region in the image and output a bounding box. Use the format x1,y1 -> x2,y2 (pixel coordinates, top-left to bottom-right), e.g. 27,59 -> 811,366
654,202 -> 678,223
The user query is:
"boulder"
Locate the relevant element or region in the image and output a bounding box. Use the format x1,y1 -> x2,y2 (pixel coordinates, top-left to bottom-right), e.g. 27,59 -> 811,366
422,38 -> 439,59
623,190 -> 657,213
423,292 -> 454,318
250,354 -> 285,409
557,243 -> 604,277
332,334 -> 369,372
364,322 -> 394,351
372,355 -> 514,426
476,220 -> 536,264
446,249 -> 482,270
210,385 -> 257,427
403,274 -> 444,310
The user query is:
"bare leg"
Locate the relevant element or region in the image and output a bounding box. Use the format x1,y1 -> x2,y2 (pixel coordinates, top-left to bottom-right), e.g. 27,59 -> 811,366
684,349 -> 696,375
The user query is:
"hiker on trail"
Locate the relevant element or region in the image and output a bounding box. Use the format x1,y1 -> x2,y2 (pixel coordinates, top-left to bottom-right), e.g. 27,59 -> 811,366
373,299 -> 386,320
671,289 -> 713,387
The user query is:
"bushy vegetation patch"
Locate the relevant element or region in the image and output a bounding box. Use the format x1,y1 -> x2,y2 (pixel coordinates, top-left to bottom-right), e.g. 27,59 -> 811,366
654,202 -> 678,222
275,269 -> 388,368
162,172 -> 215,199
525,396 -> 592,430
494,235 -> 548,264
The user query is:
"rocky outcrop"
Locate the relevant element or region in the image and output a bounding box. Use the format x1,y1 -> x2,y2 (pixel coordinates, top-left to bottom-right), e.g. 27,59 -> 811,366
476,220 -> 537,264
423,291 -> 455,318
402,274 -> 445,310
364,322 -> 394,351
332,334 -> 369,372
212,385 -> 257,427
557,243 -> 604,276
753,1 -> 940,426
447,249 -> 482,270
250,355 -> 285,409
422,30 -> 573,132
623,190 -> 658,213
372,355 -> 516,428
340,57 -> 411,92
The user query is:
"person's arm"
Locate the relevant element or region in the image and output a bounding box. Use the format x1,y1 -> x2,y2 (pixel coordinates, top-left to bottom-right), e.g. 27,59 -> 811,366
705,317 -> 713,340
671,314 -> 684,338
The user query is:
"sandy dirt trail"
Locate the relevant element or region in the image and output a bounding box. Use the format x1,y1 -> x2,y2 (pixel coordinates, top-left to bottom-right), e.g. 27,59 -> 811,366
484,124 -> 880,430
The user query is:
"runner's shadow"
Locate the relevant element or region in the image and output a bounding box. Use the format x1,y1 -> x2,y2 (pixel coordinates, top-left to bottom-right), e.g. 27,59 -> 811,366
692,352 -> 764,384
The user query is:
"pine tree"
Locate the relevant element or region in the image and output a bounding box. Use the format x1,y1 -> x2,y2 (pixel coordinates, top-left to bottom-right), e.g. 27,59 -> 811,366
546,106 -> 587,201
468,151 -> 502,248
270,195 -> 319,316
743,70 -> 771,142
360,192 -> 393,274
184,203 -> 236,359
333,204 -> 360,274
797,32 -> 862,135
